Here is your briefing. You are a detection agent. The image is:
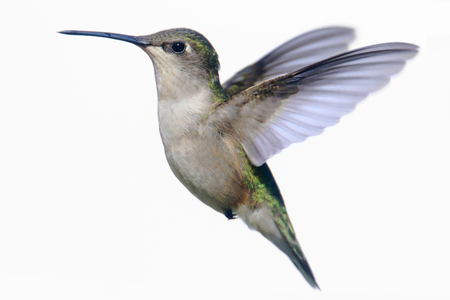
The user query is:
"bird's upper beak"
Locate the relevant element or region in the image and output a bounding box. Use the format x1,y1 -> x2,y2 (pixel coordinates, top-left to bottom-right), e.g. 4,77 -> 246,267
58,30 -> 150,47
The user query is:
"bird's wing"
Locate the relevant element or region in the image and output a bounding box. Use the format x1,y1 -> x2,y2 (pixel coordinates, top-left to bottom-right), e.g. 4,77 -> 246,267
214,43 -> 418,167
222,27 -> 355,97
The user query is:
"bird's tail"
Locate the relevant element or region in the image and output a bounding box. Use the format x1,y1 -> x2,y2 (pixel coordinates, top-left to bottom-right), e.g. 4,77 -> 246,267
270,210 -> 320,289
238,163 -> 319,289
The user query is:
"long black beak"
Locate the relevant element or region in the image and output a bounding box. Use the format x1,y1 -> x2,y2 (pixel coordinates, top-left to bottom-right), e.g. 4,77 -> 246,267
58,30 -> 149,47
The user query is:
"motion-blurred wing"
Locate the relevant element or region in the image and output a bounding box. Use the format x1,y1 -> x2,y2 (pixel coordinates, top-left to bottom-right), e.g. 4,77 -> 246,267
223,27 -> 355,97
217,43 -> 418,166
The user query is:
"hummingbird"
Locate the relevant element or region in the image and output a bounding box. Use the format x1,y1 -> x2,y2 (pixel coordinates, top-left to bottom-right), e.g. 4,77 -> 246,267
59,27 -> 418,289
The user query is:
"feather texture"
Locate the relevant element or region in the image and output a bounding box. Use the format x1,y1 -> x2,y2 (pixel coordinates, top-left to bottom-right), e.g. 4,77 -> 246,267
216,43 -> 418,166
223,27 -> 355,97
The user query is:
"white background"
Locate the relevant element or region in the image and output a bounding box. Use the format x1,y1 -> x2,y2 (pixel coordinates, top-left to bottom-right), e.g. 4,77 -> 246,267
1,0 -> 449,299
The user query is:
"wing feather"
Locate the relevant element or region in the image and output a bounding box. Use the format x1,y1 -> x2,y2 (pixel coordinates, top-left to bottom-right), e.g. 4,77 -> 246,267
223,27 -> 355,96
216,43 -> 418,166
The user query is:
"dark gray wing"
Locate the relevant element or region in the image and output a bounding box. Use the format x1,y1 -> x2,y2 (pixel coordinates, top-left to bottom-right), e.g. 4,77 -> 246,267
214,43 -> 418,166
222,27 -> 355,97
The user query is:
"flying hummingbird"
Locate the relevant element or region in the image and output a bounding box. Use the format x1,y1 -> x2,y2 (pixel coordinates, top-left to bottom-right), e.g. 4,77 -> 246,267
59,27 -> 418,288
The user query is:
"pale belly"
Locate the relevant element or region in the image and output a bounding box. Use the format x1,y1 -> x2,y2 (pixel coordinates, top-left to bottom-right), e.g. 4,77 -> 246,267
162,133 -> 246,214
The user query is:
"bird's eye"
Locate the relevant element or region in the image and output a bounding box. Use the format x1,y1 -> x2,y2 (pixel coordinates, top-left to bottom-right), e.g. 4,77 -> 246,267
171,42 -> 186,54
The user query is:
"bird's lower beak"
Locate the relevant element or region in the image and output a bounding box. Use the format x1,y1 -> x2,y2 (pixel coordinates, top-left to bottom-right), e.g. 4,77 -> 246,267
58,30 -> 149,47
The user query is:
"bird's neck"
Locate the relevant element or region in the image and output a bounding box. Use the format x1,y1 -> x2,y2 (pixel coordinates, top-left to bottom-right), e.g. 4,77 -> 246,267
206,74 -> 228,104
155,76 -> 223,145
